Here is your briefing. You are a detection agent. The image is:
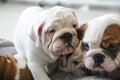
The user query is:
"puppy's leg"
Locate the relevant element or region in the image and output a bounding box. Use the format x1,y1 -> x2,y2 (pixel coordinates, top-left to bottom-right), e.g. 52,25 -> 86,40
28,62 -> 50,80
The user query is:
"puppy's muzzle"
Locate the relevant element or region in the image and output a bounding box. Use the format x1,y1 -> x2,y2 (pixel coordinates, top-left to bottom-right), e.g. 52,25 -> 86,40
93,53 -> 105,67
60,32 -> 72,43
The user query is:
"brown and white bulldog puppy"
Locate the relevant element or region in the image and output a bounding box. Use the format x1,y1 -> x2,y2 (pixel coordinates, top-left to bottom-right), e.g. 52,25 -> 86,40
58,44 -> 86,76
58,25 -> 87,76
13,6 -> 80,80
0,54 -> 33,80
80,14 -> 120,79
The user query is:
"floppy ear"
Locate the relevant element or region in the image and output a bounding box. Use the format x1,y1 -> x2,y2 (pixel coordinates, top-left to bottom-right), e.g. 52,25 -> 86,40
77,23 -> 87,40
29,22 -> 44,47
72,10 -> 77,19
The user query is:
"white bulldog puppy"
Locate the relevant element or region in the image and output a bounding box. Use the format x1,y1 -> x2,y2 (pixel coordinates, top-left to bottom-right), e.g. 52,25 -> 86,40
80,14 -> 120,79
13,6 -> 80,80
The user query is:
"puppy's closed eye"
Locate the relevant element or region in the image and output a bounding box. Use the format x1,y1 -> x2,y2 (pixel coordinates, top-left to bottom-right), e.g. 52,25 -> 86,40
102,43 -> 120,51
48,29 -> 56,34
107,44 -> 120,50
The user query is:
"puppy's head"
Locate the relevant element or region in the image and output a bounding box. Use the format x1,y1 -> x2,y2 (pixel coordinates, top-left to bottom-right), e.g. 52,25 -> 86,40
57,23 -> 87,74
30,6 -> 81,59
81,14 -> 120,72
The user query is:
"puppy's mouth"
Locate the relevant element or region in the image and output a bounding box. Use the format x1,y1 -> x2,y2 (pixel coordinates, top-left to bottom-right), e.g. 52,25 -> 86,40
52,41 -> 75,55
85,56 -> 105,72
50,35 -> 79,55
93,63 -> 105,71
86,64 -> 105,72
88,57 -> 117,72
89,63 -> 105,71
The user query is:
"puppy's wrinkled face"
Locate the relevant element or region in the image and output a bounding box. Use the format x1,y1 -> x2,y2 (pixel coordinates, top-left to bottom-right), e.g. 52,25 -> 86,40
41,7 -> 80,59
100,24 -> 120,71
83,23 -> 120,72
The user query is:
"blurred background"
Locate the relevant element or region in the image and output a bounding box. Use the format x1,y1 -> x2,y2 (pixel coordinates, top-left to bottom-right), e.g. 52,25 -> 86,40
0,0 -> 120,41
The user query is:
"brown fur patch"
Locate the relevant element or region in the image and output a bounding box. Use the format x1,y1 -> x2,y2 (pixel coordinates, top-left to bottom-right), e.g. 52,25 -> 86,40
0,55 -> 17,80
20,66 -> 34,80
102,24 -> 120,48
0,55 -> 34,80
76,23 -> 87,40
78,23 -> 87,52
79,23 -> 87,33
79,23 -> 87,40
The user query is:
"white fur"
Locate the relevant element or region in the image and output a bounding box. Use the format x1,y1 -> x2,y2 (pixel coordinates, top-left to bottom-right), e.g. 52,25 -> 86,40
83,14 -> 120,72
13,6 -> 78,80
14,54 -> 27,80
84,14 -> 120,46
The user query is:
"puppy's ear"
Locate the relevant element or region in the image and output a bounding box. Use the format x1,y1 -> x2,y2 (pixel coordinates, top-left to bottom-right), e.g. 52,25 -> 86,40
77,23 -> 87,40
29,21 -> 44,47
72,10 -> 77,19
37,23 -> 44,47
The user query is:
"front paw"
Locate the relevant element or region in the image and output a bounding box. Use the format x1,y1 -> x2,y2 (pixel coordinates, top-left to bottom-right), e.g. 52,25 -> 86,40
28,62 -> 51,80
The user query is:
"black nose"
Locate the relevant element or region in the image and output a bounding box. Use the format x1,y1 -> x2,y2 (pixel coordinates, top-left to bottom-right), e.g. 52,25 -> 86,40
61,32 -> 72,42
93,53 -> 105,66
